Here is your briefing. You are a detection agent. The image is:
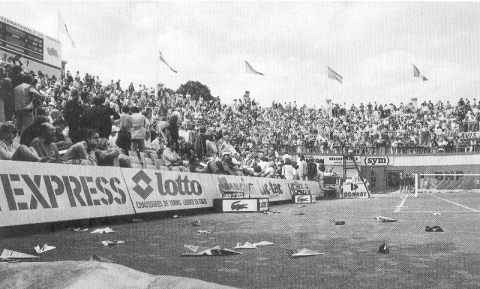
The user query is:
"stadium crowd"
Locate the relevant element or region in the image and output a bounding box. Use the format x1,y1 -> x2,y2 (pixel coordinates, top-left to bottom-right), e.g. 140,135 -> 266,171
0,58 -> 479,180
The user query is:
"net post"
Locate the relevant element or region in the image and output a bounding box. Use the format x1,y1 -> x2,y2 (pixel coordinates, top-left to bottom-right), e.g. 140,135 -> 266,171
414,174 -> 418,198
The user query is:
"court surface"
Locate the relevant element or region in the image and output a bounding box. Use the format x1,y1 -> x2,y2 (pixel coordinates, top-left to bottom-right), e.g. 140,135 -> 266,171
1,192 -> 480,289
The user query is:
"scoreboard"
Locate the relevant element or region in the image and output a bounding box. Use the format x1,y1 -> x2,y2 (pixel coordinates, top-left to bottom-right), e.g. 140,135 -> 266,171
0,16 -> 62,77
0,21 -> 44,61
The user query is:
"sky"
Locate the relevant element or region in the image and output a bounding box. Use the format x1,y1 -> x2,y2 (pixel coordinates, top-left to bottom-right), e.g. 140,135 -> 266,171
2,1 -> 480,107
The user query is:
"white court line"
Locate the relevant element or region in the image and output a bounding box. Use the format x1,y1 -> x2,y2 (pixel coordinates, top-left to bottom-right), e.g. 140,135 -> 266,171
394,194 -> 408,213
428,193 -> 480,213
399,211 -> 478,213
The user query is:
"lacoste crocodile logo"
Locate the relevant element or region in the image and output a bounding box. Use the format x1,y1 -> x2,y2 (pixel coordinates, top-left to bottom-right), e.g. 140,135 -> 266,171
296,196 -> 309,202
231,201 -> 248,211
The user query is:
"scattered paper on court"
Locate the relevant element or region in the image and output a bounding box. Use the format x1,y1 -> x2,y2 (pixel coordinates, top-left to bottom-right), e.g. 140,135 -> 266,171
425,226 -> 444,232
91,227 -> 116,234
294,213 -> 305,216
132,219 -> 143,222
433,213 -> 441,216
287,248 -> 324,258
0,249 -> 39,260
89,254 -> 114,263
101,240 -> 125,247
192,219 -> 200,226
376,216 -> 397,222
234,242 -> 257,249
197,230 -> 212,234
34,244 -> 56,254
73,228 -> 88,232
263,211 -> 281,214
378,243 -> 389,254
181,244 -> 242,256
334,220 -> 345,225
253,241 -> 274,246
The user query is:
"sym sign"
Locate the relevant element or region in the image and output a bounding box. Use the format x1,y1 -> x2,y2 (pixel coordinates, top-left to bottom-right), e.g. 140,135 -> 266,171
363,157 -> 390,166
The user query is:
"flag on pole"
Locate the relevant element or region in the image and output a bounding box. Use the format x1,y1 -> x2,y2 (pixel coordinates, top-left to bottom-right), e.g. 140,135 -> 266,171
159,51 -> 177,73
245,61 -> 264,76
58,11 -> 76,48
413,64 -> 428,81
327,66 -> 343,84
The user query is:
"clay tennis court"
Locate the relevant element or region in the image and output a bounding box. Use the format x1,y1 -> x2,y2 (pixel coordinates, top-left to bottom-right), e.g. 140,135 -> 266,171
1,193 -> 480,289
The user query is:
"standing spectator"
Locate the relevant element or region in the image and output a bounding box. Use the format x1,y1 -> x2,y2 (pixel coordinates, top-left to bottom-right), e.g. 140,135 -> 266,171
116,106 -> 133,155
63,89 -> 84,143
0,68 -> 12,123
298,155 -> 308,180
80,95 -> 119,139
166,113 -> 180,152
31,123 -> 63,163
7,65 -> 23,121
281,158 -> 295,180
14,74 -> 42,134
130,106 -> 148,156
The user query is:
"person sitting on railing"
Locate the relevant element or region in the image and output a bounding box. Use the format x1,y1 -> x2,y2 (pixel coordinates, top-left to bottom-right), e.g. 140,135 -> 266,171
52,118 -> 73,151
31,123 -> 65,163
95,138 -> 131,168
20,115 -> 49,147
64,129 -> 99,166
162,140 -> 186,170
0,123 -> 43,162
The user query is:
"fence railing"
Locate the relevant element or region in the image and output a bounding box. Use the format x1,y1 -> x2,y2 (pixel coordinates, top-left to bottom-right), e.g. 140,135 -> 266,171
277,144 -> 480,156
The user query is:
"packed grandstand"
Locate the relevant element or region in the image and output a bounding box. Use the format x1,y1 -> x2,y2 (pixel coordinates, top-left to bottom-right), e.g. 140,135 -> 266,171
0,55 -> 479,181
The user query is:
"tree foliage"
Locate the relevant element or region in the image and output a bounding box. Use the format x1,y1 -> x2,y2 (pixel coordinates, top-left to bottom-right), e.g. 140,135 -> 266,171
177,81 -> 213,101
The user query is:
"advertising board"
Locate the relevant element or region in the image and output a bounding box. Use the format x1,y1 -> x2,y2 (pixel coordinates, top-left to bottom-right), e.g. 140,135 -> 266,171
0,162 -> 134,226
121,168 -> 218,213
341,182 -> 369,198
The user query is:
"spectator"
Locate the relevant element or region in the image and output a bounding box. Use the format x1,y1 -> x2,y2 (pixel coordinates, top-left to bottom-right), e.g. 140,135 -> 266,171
0,123 -> 41,162
130,106 -> 148,156
0,68 -> 12,122
298,155 -> 307,180
80,95 -> 119,139
162,140 -> 185,170
63,89 -> 84,143
95,138 -> 131,168
166,113 -> 180,152
20,115 -> 50,146
109,126 -> 119,148
281,158 -> 295,180
52,118 -> 73,151
208,133 -> 221,156
64,129 -> 99,165
6,65 -> 23,121
31,123 -> 64,163
14,73 -> 42,134
116,105 -> 133,155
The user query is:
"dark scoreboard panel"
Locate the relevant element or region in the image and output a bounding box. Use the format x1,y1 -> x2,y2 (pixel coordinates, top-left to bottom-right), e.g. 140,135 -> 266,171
0,20 -> 44,61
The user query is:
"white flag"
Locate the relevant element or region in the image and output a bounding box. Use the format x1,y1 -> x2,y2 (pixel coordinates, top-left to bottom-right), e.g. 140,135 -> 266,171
58,11 -> 76,48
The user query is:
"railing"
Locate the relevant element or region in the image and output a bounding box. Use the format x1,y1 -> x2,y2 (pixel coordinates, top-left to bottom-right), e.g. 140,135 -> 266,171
277,144 -> 480,156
